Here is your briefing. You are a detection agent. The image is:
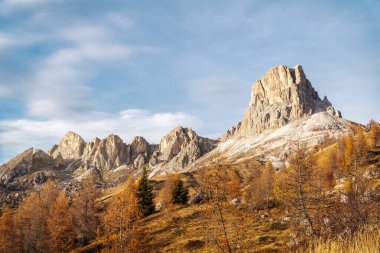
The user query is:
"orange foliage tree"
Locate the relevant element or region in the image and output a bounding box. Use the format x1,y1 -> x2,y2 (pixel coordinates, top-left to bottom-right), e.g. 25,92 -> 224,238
101,176 -> 147,253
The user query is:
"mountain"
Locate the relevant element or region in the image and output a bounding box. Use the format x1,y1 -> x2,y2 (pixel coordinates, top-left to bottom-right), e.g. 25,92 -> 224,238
0,126 -> 215,205
225,64 -> 341,138
186,65 -> 350,170
0,64 -> 352,205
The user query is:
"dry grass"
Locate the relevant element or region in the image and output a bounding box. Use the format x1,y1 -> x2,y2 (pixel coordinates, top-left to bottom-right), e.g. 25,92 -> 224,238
300,227 -> 380,253
143,204 -> 291,252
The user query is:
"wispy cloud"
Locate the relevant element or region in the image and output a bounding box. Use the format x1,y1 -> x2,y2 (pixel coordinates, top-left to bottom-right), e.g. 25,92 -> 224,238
0,22 -> 158,118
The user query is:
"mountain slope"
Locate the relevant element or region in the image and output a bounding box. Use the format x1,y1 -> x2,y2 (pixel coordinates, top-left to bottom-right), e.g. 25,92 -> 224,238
183,65 -> 351,171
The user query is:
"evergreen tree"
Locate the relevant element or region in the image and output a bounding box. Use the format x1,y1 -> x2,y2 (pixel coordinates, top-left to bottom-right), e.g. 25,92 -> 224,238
136,167 -> 155,217
172,178 -> 189,205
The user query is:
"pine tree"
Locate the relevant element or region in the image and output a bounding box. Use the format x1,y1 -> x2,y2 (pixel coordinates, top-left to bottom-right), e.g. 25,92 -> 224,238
136,167 -> 155,217
172,178 -> 189,205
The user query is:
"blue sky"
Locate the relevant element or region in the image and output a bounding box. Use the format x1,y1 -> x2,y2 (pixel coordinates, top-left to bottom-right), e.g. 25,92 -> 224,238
0,0 -> 379,163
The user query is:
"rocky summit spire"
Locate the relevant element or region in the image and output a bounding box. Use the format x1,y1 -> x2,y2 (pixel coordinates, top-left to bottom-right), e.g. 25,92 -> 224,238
226,65 -> 341,137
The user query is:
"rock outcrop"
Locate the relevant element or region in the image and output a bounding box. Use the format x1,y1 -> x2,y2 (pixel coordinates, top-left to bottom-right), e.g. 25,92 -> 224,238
134,154 -> 145,169
225,65 -> 341,138
49,131 -> 86,159
0,148 -> 55,184
149,126 -> 217,176
91,134 -> 130,171
130,136 -> 149,160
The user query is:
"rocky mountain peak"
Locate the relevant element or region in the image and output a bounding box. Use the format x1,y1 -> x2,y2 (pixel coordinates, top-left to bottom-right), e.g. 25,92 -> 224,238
50,131 -> 85,160
226,65 -> 341,137
159,126 -> 197,161
149,126 -> 216,176
130,136 -> 149,159
89,134 -> 129,171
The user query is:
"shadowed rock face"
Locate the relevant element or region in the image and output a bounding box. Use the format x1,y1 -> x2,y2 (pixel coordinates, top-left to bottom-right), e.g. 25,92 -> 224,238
226,65 -> 341,138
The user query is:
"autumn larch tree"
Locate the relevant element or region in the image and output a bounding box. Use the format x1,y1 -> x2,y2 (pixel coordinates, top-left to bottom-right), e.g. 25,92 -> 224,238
197,164 -> 242,253
0,207 -> 20,253
275,145 -> 323,237
71,176 -> 100,245
47,191 -> 76,252
14,180 -> 60,253
101,176 -> 147,253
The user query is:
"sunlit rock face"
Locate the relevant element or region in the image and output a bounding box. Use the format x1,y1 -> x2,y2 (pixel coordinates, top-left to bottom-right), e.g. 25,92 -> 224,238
225,65 -> 341,138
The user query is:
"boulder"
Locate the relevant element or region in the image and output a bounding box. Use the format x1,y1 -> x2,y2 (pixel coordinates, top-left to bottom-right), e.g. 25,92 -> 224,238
134,154 -> 145,169
230,198 -> 241,205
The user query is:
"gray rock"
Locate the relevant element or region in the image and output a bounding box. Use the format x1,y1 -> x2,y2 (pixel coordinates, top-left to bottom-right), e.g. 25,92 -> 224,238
230,198 -> 241,205
149,156 -> 157,166
134,154 -> 145,169
50,131 -> 85,159
33,171 -> 46,185
92,134 -> 130,171
130,136 -> 149,159
153,126 -> 216,175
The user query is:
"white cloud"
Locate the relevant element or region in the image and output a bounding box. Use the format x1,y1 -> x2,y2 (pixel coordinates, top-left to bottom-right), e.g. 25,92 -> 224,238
0,24 -> 155,118
0,109 -> 201,163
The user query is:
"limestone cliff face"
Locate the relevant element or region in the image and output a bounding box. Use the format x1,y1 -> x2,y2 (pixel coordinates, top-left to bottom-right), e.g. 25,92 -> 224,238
226,65 -> 341,137
49,131 -> 85,159
92,134 -> 130,171
149,126 -> 217,176
130,136 -> 149,160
